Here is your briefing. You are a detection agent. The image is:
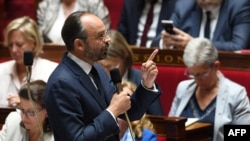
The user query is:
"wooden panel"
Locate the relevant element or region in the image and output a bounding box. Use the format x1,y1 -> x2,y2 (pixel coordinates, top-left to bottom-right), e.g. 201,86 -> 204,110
147,115 -> 212,141
1,43 -> 250,70
0,106 -> 15,126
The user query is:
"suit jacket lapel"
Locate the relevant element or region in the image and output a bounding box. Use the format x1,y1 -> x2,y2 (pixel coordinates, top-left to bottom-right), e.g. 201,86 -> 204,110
79,74 -> 108,109
62,53 -> 107,109
213,1 -> 227,40
176,81 -> 197,116
192,6 -> 202,37
212,72 -> 229,137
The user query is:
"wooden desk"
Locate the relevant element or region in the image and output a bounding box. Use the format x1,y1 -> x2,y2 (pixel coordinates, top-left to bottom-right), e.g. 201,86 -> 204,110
186,122 -> 211,141
0,106 -> 15,126
147,115 -> 212,141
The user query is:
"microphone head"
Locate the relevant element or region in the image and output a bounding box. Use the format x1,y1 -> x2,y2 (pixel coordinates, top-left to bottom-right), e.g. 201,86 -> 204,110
23,51 -> 33,66
110,68 -> 122,85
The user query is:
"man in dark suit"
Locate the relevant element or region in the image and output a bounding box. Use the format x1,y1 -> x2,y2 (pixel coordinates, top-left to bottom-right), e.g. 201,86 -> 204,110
118,0 -> 176,47
45,11 -> 161,141
152,0 -> 250,51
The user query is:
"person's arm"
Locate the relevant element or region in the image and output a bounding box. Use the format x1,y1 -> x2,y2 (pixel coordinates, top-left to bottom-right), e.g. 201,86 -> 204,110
212,0 -> 250,51
46,79 -> 120,141
231,87 -> 250,124
146,97 -> 164,115
213,1 -> 250,51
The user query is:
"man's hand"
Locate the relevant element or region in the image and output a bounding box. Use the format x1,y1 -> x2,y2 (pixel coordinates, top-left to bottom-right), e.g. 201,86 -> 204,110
141,49 -> 158,89
162,27 -> 193,49
107,86 -> 133,117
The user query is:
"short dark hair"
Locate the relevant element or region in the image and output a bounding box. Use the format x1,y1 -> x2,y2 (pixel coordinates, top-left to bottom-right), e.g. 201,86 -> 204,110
61,11 -> 89,51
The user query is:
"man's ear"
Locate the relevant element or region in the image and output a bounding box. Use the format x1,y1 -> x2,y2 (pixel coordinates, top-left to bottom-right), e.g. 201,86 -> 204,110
73,38 -> 85,51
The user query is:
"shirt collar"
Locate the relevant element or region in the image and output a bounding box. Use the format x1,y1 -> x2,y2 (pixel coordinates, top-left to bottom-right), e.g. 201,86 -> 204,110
202,5 -> 221,19
67,52 -> 92,74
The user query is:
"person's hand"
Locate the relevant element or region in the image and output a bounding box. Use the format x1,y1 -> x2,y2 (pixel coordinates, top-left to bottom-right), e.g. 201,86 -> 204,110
7,94 -> 20,107
141,49 -> 158,89
162,27 -> 193,49
162,30 -> 173,48
107,86 -> 133,117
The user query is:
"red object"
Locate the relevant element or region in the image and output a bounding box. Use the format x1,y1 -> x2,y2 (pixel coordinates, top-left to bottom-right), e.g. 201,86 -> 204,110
103,0 -> 124,29
0,0 -> 36,41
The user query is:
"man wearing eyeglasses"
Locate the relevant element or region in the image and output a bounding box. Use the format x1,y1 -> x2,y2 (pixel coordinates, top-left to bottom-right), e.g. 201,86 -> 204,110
168,38 -> 250,141
45,11 -> 161,141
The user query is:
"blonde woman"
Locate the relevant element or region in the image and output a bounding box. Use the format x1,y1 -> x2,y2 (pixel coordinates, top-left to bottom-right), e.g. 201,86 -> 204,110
0,16 -> 58,107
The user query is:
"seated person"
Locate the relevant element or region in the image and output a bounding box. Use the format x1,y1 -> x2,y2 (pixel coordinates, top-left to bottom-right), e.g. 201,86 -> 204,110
119,81 -> 157,141
37,0 -> 110,44
118,0 -> 176,47
98,29 -> 164,115
0,16 -> 58,107
0,80 -> 54,141
152,0 -> 250,51
169,38 -> 250,141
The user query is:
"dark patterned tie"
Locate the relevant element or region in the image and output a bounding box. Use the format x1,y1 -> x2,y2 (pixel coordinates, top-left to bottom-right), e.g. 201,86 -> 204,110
140,0 -> 157,47
204,11 -> 211,39
90,67 -> 100,91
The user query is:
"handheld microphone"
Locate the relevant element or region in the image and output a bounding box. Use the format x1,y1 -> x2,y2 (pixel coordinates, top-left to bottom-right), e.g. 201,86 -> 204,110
23,51 -> 33,82
110,68 -> 135,141
110,68 -> 123,93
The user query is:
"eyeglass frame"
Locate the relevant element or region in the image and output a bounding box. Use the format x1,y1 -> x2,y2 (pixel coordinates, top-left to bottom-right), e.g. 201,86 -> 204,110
87,30 -> 110,42
184,66 -> 214,79
18,108 -> 44,117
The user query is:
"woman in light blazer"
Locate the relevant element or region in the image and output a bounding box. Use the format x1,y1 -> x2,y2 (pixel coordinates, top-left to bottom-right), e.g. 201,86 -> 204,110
0,16 -> 58,107
169,38 -> 250,141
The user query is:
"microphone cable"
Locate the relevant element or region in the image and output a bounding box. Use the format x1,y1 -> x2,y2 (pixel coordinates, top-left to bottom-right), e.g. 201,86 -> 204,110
24,51 -> 44,141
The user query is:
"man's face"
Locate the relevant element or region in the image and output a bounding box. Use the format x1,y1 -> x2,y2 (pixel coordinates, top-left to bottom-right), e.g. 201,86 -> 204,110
81,15 -> 111,63
196,0 -> 222,11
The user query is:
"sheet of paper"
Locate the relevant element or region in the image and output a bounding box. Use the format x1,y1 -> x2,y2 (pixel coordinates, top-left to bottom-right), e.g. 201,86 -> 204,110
185,118 -> 199,127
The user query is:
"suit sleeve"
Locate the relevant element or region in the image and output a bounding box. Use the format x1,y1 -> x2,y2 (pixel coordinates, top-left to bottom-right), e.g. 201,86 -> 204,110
213,0 -> 250,51
45,79 -> 119,141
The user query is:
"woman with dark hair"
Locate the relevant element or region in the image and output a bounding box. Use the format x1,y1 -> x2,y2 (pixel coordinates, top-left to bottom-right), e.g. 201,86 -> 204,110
0,80 -> 54,141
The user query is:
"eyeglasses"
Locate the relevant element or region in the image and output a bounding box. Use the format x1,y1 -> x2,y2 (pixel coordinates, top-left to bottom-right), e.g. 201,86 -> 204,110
18,108 -> 43,117
88,30 -> 110,42
184,68 -> 213,79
